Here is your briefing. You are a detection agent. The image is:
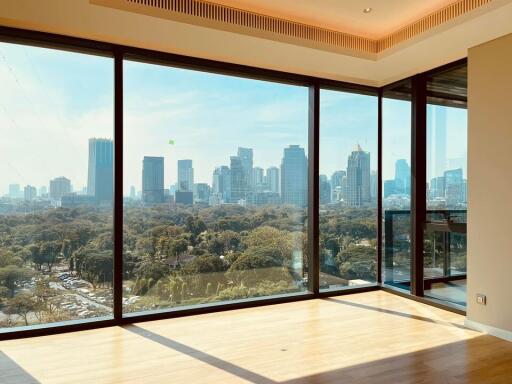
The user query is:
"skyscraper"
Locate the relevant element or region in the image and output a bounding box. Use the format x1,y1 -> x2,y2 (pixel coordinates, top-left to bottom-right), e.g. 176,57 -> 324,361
252,167 -> 264,191
129,186 -> 136,199
87,138 -> 113,205
319,175 -> 331,205
346,144 -> 371,207
429,176 -> 445,199
142,156 -> 164,204
237,147 -> 253,191
444,168 -> 464,207
330,170 -> 346,202
230,156 -> 246,202
212,166 -> 231,203
8,184 -> 21,199
370,171 -> 378,204
24,185 -> 37,200
281,145 -> 308,207
266,166 -> 280,194
193,183 -> 210,204
428,106 -> 447,179
384,180 -> 396,198
177,159 -> 194,192
394,159 -> 411,195
49,177 -> 71,201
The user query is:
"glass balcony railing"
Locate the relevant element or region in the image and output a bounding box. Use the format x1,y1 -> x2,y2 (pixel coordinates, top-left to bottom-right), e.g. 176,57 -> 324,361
383,209 -> 467,295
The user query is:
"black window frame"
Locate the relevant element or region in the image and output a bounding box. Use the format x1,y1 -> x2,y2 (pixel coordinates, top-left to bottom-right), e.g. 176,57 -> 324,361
0,25 -> 465,340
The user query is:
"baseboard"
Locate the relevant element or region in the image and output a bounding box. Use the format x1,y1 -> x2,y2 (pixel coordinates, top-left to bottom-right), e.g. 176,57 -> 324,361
465,319 -> 512,342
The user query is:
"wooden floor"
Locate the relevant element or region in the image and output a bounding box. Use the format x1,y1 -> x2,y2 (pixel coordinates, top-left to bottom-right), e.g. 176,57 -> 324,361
1,291 -> 512,384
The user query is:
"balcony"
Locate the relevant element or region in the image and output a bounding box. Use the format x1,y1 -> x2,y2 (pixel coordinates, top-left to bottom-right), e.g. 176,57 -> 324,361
384,209 -> 467,307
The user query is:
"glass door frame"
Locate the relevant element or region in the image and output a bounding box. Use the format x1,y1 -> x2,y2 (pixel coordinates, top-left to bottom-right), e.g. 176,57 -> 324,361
380,59 -> 468,313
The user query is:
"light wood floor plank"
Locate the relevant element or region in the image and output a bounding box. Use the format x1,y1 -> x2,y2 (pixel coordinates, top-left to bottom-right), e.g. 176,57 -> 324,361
1,291 -> 511,384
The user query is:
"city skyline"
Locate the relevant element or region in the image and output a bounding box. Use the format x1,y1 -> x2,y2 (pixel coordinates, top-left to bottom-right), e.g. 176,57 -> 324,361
1,42 -> 466,196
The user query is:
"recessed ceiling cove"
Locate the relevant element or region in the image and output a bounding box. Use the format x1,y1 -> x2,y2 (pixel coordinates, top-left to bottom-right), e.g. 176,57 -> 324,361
91,0 -> 495,58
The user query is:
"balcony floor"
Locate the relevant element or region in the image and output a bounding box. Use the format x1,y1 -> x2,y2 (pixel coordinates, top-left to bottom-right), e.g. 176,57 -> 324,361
425,279 -> 467,307
1,290 -> 511,384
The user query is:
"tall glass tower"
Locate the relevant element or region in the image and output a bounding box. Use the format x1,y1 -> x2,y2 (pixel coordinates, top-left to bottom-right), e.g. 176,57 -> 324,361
87,138 -> 113,205
281,145 -> 308,207
346,144 -> 371,207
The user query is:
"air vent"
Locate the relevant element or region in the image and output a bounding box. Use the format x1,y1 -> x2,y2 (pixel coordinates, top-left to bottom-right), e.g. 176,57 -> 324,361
91,0 -> 494,56
378,0 -> 493,51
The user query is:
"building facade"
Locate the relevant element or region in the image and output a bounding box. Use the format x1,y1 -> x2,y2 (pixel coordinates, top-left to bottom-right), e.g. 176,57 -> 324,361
87,138 -> 113,205
142,156 -> 165,204
281,145 -> 308,207
345,145 -> 371,207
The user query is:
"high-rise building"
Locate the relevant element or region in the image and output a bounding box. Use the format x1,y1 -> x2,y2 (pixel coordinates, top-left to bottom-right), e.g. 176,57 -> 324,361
281,145 -> 308,207
444,168 -> 464,207
230,156 -> 246,202
370,170 -> 378,204
346,144 -> 371,207
238,147 -> 253,191
319,175 -> 331,205
266,167 -> 280,194
49,177 -> 71,201
87,138 -> 113,204
330,170 -> 346,202
429,176 -> 445,200
129,186 -> 136,199
212,166 -> 231,203
8,184 -> 21,199
178,159 -> 194,192
384,180 -> 396,198
175,191 -> 193,205
24,185 -> 37,200
252,167 -> 264,192
194,183 -> 210,204
394,159 -> 411,195
142,156 -> 165,204
428,106 -> 447,179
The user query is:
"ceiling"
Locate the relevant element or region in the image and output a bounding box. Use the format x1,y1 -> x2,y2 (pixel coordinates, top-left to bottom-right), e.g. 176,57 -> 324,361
210,0 -> 457,39
1,0 -> 512,86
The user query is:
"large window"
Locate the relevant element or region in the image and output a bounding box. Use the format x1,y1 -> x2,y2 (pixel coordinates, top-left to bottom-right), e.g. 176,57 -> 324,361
381,81 -> 412,289
319,89 -> 378,291
0,29 -> 467,337
424,64 -> 468,307
0,42 -> 114,329
122,61 -> 309,313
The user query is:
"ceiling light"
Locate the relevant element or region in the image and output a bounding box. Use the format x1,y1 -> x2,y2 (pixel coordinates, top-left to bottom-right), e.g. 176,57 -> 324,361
363,7 -> 372,14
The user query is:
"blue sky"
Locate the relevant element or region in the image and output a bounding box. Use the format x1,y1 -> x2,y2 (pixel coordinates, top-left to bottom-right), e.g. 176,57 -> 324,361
0,42 -> 467,195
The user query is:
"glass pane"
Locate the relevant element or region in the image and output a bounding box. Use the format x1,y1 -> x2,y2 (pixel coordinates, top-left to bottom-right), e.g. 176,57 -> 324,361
0,43 -> 114,329
319,89 -> 378,291
424,63 -> 467,307
123,61 -> 309,314
382,81 -> 412,291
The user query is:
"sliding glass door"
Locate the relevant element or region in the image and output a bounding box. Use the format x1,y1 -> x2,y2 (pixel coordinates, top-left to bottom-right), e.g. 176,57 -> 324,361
381,61 -> 467,310
424,63 -> 468,308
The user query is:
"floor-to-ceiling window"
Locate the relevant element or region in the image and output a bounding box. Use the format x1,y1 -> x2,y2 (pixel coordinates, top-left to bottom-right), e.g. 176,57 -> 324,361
0,27 -> 467,338
122,60 -> 310,313
381,81 -> 412,291
319,89 -> 378,291
424,63 -> 467,308
0,42 -> 114,329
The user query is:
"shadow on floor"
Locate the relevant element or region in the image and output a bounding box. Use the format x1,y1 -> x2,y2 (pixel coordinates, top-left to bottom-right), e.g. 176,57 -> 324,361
322,297 -> 469,330
0,350 -> 40,384
280,335 -> 512,384
124,323 -> 512,384
123,324 -> 276,384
